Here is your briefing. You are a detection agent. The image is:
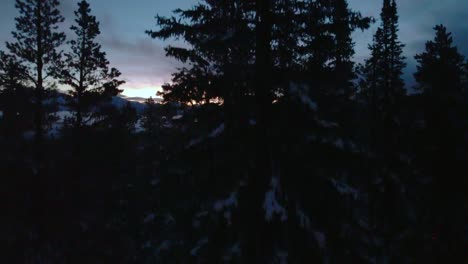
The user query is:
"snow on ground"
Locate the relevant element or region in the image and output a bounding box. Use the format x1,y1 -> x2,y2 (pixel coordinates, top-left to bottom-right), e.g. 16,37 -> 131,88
187,122 -> 225,148
334,138 -> 345,149
172,114 -> 183,120
55,111 -> 74,121
330,178 -> 359,200
296,205 -> 311,229
214,192 -> 238,212
213,191 -> 238,226
289,82 -> 318,111
317,119 -> 339,128
164,213 -> 175,225
263,177 -> 287,222
208,123 -> 225,138
143,213 -> 155,223
154,240 -> 171,254
313,231 -> 326,250
187,137 -> 203,148
222,242 -> 241,262
190,237 -> 208,256
135,119 -> 144,133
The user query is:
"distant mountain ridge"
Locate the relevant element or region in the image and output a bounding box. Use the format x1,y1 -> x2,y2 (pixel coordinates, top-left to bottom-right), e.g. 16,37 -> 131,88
53,91 -> 150,113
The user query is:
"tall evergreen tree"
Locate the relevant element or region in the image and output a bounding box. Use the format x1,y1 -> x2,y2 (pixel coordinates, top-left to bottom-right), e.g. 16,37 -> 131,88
413,25 -> 467,261
6,0 -> 65,152
358,1 -> 407,262
329,0 -> 371,98
359,0 -> 406,105
60,0 -> 124,129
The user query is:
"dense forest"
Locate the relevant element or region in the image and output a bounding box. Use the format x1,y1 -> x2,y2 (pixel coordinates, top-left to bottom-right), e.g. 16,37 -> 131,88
1,0 -> 467,263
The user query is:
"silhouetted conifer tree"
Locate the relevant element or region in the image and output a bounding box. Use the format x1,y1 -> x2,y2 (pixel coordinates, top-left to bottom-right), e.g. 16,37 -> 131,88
360,0 -> 405,104
358,1 -> 408,261
60,0 -> 124,129
6,0 -> 65,156
414,24 -> 467,261
0,51 -> 31,139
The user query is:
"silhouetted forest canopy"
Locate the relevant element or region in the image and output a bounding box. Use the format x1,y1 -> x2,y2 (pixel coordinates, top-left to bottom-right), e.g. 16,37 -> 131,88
1,0 -> 467,263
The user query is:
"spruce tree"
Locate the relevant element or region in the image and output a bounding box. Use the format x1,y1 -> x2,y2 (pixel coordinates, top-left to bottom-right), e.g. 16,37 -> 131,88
329,0 -> 371,98
360,0 -> 406,105
141,97 -> 160,137
414,25 -> 467,261
0,51 -> 30,139
60,0 -> 124,129
358,1 -> 407,261
415,25 -> 466,96
6,0 -> 66,150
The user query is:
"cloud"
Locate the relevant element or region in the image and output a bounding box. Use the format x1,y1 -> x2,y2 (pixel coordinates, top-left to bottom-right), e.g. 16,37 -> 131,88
99,35 -> 184,93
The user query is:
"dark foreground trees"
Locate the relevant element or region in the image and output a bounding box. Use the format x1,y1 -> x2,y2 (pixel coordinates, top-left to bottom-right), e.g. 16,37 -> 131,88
6,0 -> 65,162
1,0 -> 467,262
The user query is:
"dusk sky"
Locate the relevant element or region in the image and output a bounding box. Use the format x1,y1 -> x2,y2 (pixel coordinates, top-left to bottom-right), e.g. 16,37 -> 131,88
1,0 -> 467,98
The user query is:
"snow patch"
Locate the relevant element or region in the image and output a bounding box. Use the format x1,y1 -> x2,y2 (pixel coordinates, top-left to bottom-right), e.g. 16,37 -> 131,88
334,138 -> 345,149
143,213 -> 155,223
214,192 -> 238,212
330,178 -> 359,200
190,238 -> 208,256
135,119 -> 144,133
289,82 -> 318,111
162,120 -> 173,129
187,137 -> 203,148
172,114 -> 183,120
196,211 -> 209,218
208,123 -> 225,138
155,240 -> 171,254
296,205 -> 311,229
187,123 -> 225,148
317,119 -> 339,128
313,231 -> 326,250
263,177 -> 287,222
55,111 -> 73,121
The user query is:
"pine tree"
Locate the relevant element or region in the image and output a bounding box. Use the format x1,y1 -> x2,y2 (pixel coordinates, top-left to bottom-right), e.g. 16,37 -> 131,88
414,25 -> 466,96
60,0 -> 124,129
329,0 -> 371,98
6,0 -> 66,150
414,25 -> 467,261
360,0 -> 406,105
0,51 -> 31,139
148,0 -> 253,106
358,1 -> 407,261
141,97 -> 160,137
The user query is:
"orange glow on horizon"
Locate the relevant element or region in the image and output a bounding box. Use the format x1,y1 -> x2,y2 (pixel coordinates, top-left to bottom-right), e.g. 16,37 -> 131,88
121,86 -> 162,99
